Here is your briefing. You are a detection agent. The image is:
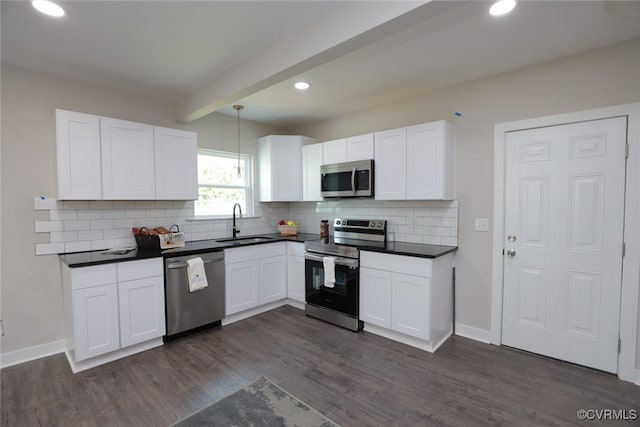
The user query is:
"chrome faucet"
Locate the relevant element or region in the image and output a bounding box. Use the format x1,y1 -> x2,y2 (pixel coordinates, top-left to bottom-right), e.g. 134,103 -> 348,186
232,203 -> 243,239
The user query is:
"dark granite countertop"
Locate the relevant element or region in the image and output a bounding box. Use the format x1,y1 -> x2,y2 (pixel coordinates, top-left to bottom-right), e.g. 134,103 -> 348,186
60,232 -> 456,268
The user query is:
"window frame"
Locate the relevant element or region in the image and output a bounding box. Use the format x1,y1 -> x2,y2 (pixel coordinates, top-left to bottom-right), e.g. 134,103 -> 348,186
194,149 -> 254,218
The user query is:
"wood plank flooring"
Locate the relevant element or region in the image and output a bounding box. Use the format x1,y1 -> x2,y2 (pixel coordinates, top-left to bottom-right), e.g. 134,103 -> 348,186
2,305 -> 640,426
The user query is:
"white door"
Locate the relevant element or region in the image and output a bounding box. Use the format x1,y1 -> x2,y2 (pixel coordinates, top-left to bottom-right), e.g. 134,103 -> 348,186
287,255 -> 306,303
359,267 -> 392,329
154,127 -> 198,200
302,143 -> 323,201
346,134 -> 374,161
322,139 -> 347,164
225,261 -> 259,315
259,255 -> 287,304
502,117 -> 627,373
118,276 -> 165,347
101,117 -> 155,199
73,284 -> 120,361
406,121 -> 444,200
374,127 -> 407,200
392,273 -> 431,340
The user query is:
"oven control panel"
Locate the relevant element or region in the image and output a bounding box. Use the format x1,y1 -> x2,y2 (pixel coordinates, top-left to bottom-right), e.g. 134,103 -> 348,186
334,218 -> 386,230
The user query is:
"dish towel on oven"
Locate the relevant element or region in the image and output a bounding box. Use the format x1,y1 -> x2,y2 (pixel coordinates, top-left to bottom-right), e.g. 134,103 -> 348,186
323,256 -> 336,288
186,257 -> 208,292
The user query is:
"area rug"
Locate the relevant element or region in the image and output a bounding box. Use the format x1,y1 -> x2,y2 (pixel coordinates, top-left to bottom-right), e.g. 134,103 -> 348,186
172,376 -> 340,427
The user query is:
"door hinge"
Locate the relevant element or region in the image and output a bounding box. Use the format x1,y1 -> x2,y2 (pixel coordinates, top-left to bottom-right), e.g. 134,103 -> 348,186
502,248 -> 505,255
618,338 -> 622,354
625,143 -> 629,159
622,242 -> 626,257
0,319 -> 4,337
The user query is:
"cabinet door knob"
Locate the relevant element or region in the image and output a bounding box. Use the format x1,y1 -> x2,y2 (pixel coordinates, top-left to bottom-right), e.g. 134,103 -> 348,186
506,249 -> 516,257
507,234 -> 517,242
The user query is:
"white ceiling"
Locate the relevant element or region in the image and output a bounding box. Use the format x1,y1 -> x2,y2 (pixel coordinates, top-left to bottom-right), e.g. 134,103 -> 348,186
2,1 -> 640,128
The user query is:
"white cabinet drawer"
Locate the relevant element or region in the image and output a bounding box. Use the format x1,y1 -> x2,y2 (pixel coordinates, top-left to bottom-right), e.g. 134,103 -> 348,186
360,251 -> 432,277
287,241 -> 305,257
117,258 -> 163,282
224,242 -> 286,264
71,264 -> 117,290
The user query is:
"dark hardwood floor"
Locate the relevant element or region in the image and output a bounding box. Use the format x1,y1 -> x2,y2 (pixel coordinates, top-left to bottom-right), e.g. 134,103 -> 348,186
2,305 -> 640,426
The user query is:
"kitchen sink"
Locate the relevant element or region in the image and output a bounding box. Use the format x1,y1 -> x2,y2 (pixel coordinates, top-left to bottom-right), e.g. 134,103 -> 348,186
215,236 -> 275,245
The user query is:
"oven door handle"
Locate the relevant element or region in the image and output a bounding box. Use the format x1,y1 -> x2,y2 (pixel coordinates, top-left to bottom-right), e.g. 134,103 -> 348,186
304,253 -> 359,268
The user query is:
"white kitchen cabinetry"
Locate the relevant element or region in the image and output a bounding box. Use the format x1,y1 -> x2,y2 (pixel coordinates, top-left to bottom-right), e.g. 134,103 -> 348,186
286,242 -> 305,303
322,139 -> 347,164
154,126 -> 198,200
55,109 -> 198,201
101,117 -> 156,200
259,135 -> 315,202
322,134 -> 374,164
62,258 -> 165,372
374,127 -> 407,200
346,133 -> 374,161
406,121 -> 456,200
359,250 -> 454,352
224,242 -> 287,316
56,110 -> 102,200
302,143 -> 323,201
374,121 -> 456,201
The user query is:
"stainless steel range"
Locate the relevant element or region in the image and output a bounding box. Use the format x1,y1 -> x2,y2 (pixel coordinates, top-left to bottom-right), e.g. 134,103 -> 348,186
304,218 -> 386,331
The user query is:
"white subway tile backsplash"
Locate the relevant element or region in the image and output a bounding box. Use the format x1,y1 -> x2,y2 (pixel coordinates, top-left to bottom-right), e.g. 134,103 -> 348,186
34,197 -> 61,211
36,243 -> 65,255
35,221 -> 64,233
91,239 -> 115,250
50,210 -> 77,221
77,210 -> 103,220
125,209 -> 147,219
134,201 -> 157,209
102,209 -> 125,219
103,229 -> 127,239
114,237 -> 136,248
64,241 -> 92,253
63,201 -> 90,210
89,201 -> 113,209
50,231 -> 78,243
90,219 -> 115,230
64,220 -> 91,231
78,230 -> 103,241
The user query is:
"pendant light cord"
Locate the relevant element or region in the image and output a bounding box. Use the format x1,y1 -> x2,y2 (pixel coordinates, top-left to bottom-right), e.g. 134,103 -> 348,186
233,105 -> 244,177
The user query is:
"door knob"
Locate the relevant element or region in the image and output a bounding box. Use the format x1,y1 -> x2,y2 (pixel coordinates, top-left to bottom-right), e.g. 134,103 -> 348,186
507,234 -> 517,242
506,249 -> 516,257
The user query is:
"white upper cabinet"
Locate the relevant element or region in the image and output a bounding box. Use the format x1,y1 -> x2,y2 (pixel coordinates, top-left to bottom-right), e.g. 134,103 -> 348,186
259,135 -> 315,202
154,127 -> 198,200
322,134 -> 374,164
406,121 -> 456,200
56,110 -> 102,200
322,139 -> 347,164
374,127 -> 407,200
101,117 -> 156,200
56,109 -> 198,201
302,143 -> 323,201
346,133 -> 374,161
374,120 -> 456,201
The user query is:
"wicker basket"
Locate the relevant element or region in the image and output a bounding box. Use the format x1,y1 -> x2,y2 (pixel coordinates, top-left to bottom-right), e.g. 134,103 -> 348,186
278,225 -> 298,236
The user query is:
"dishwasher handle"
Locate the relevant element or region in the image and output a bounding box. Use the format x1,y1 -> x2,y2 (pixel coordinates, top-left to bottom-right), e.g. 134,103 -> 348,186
167,258 -> 219,270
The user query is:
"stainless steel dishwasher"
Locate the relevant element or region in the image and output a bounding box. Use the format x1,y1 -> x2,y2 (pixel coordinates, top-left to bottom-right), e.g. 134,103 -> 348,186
164,251 -> 225,340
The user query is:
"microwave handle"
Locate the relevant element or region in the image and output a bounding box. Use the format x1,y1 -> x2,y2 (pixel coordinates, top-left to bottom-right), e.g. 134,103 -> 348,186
351,167 -> 356,194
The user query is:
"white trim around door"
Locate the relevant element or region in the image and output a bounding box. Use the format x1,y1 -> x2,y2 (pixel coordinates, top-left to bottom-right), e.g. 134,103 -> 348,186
491,102 -> 640,383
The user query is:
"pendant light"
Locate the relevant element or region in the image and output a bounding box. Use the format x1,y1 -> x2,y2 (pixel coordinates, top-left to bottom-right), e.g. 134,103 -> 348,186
233,105 -> 244,177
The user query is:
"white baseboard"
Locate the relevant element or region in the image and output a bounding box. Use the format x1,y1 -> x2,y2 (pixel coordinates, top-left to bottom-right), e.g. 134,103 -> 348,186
285,298 -> 305,310
454,323 -> 492,344
0,339 -> 66,369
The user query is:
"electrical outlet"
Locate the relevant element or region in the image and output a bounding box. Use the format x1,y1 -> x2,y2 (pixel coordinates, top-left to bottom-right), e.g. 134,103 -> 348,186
475,218 -> 490,232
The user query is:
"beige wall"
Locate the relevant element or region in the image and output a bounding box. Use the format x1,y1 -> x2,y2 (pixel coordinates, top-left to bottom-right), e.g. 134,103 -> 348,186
291,38 -> 640,338
0,64 -> 281,354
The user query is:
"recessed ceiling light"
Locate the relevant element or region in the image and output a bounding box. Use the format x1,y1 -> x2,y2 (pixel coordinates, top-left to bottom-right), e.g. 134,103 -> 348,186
32,0 -> 65,17
490,0 -> 516,16
294,82 -> 310,90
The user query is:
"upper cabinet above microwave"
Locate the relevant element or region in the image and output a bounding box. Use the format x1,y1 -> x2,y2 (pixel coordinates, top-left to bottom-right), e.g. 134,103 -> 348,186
374,120 -> 456,201
322,133 -> 374,164
56,109 -> 197,201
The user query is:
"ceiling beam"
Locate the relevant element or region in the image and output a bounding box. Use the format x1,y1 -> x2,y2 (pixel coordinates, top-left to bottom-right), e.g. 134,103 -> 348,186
176,1 -> 460,123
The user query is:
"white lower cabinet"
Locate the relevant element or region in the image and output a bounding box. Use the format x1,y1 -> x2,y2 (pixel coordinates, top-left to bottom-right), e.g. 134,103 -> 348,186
62,258 -> 165,371
360,251 -> 454,352
225,242 -> 287,316
286,242 -> 305,303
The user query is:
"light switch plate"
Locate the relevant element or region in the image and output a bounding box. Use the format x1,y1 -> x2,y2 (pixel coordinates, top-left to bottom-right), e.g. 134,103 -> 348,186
475,218 -> 489,232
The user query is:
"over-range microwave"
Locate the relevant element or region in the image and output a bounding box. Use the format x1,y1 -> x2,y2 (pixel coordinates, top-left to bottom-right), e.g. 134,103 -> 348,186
321,159 -> 374,198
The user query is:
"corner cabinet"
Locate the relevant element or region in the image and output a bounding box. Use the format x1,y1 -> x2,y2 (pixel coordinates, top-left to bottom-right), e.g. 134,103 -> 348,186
359,251 -> 455,352
374,120 -> 456,200
55,109 -> 198,200
224,242 -> 287,316
258,135 -> 315,202
62,258 -> 165,372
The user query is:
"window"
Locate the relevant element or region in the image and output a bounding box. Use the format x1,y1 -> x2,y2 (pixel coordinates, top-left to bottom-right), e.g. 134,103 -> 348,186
195,149 -> 253,217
